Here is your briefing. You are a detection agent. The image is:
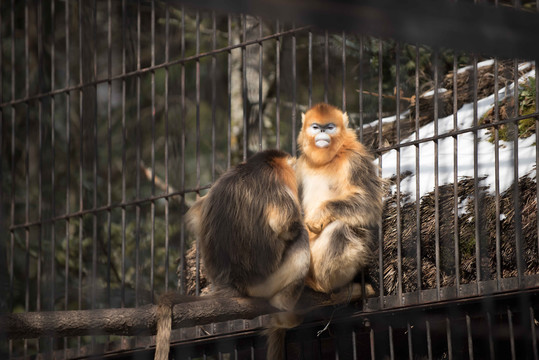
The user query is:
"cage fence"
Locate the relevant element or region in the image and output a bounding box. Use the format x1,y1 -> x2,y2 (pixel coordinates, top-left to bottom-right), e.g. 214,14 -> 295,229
1,0 -> 539,359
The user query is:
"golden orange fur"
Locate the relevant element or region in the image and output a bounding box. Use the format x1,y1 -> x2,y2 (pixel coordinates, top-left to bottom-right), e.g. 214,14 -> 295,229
296,103 -> 384,294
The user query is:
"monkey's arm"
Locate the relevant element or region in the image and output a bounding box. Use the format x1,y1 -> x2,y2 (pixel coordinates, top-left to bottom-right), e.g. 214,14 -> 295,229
266,196 -> 304,241
306,153 -> 384,233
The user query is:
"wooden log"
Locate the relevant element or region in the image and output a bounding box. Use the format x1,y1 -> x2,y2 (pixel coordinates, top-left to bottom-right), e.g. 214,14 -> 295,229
2,286 -> 366,340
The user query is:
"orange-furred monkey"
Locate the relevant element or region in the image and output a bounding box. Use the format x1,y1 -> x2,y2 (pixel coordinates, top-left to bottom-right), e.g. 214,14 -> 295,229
296,103 -> 384,294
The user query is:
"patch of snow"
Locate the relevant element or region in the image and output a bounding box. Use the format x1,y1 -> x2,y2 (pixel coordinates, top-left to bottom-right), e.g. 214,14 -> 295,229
519,62 -> 532,72
379,67 -> 536,202
364,109 -> 411,128
422,88 -> 448,97
458,196 -> 471,217
457,59 -> 495,74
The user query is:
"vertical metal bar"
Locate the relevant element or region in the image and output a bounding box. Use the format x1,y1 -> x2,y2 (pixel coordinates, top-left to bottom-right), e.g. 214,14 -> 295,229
9,2 -> 16,357
487,312 -> 495,359
0,0 -> 4,331
150,0 -> 157,301
0,0 -> 3,320
227,15 -> 232,166
291,23 -> 297,156
370,328 -> 376,360
535,0 -> 539,291
38,0 -> 44,318
24,5 -> 30,347
389,326 -> 395,360
433,50 -> 441,297
24,1 -> 31,356
508,309 -> 516,360
446,318 -> 453,360
77,1 -> 84,351
64,0 -> 71,354
395,43 -> 403,304
308,30 -> 312,108
324,30 -> 329,103
179,6 -> 186,294
164,2 -> 170,291
106,0 -> 112,306
377,40 -> 384,304
426,320 -> 433,360
453,53 -> 460,296
473,54 -> 481,291
407,323 -> 413,360
494,58 -> 502,289
530,307 -> 538,360
195,11 -> 201,295
358,36 -> 364,143
135,0 -> 142,307
50,0 -> 57,321
275,19 -> 280,149
466,314 -> 474,360
415,45 -> 422,297
121,0 -> 127,309
242,15 -> 248,161
342,31 -> 346,111
537,54 -> 539,275
352,329 -> 358,360
258,18 -> 263,151
91,0 -> 98,317
513,58 -> 523,287
212,12 -> 217,179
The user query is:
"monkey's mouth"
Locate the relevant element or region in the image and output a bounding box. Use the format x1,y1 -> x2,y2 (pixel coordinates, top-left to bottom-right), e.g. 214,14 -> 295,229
315,139 -> 330,148
314,133 -> 331,148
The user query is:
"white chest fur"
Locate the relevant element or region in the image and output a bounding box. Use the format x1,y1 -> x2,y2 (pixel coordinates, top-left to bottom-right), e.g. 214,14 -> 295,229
301,172 -> 338,216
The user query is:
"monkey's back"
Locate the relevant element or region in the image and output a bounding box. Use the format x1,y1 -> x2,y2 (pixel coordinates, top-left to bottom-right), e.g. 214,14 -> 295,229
199,150 -> 299,295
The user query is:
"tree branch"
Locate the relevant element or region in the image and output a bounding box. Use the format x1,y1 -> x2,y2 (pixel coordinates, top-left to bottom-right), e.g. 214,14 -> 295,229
3,286 -> 366,340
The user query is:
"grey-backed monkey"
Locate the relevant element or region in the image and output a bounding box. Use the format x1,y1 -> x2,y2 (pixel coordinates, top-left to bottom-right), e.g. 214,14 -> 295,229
296,103 -> 384,294
155,149 -> 310,360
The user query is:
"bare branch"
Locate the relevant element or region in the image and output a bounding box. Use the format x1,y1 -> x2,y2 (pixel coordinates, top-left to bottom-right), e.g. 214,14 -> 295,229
3,286 -> 366,340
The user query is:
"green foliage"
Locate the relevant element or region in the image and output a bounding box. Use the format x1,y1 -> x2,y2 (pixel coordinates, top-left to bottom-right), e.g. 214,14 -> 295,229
519,77 -> 537,138
482,77 -> 536,143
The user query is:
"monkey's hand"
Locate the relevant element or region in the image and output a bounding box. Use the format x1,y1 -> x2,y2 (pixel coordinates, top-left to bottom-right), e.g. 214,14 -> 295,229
305,211 -> 332,234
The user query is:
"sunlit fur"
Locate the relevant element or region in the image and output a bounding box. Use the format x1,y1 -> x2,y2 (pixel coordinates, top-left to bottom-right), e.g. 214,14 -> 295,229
297,103 -> 384,294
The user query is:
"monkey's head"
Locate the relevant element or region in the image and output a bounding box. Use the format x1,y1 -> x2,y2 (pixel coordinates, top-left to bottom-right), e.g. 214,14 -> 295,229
298,103 -> 355,166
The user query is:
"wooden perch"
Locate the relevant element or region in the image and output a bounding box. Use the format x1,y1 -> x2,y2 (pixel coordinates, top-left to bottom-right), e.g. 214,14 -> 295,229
3,286 -> 367,340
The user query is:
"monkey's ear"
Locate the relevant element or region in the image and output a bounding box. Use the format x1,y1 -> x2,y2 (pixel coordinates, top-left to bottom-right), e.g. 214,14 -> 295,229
301,112 -> 306,125
342,112 -> 350,127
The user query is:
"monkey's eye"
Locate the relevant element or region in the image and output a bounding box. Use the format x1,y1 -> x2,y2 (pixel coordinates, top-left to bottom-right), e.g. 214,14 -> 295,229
323,123 -> 337,134
308,124 -> 321,135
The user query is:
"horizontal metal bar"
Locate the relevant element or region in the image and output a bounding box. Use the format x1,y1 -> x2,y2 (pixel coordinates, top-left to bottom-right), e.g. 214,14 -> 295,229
9,184 -> 211,231
0,25 -> 310,109
173,0 -> 539,60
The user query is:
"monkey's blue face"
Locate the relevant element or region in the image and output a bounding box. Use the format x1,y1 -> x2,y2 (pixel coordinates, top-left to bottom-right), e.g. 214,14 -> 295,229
307,123 -> 337,148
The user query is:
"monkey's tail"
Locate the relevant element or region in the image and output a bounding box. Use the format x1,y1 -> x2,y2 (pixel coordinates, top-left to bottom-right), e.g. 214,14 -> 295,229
154,304 -> 172,360
265,326 -> 287,360
264,312 -> 303,360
